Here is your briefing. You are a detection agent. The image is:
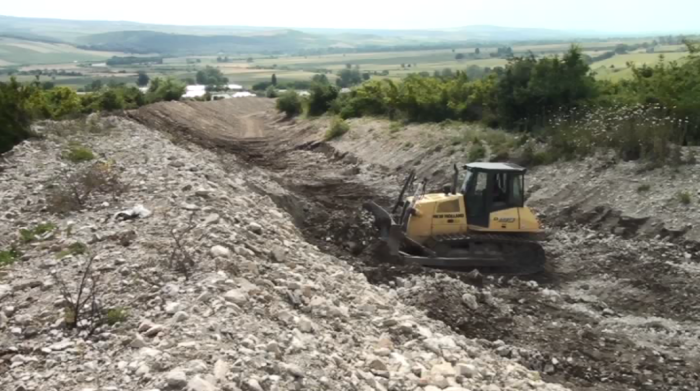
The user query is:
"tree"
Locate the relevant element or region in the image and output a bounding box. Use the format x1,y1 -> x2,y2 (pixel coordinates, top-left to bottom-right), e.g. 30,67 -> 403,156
336,68 -> 363,88
137,71 -> 150,87
45,87 -> 82,118
465,65 -> 485,80
614,44 -> 630,54
441,68 -> 454,78
475,48 -> 481,55
307,83 -> 339,116
97,89 -> 123,111
265,85 -> 278,98
271,74 -> 277,86
85,80 -> 104,92
0,78 -> 33,153
312,74 -> 330,84
196,66 -> 228,87
276,90 -> 302,118
496,45 -> 596,130
455,53 -> 466,60
362,73 -> 371,81
146,77 -> 186,103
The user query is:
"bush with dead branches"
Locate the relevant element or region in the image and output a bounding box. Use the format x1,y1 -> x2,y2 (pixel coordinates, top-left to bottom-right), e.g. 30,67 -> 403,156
167,213 -> 205,280
53,254 -> 104,335
47,160 -> 129,214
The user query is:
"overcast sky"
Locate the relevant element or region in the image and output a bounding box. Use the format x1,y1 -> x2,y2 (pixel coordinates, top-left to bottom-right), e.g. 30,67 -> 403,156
3,0 -> 698,33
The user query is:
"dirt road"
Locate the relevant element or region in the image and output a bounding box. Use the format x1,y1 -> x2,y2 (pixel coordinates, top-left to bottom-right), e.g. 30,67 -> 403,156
129,99 -> 700,391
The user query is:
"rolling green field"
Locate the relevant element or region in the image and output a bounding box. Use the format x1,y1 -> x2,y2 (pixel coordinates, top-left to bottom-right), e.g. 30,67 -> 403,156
0,37 -> 130,66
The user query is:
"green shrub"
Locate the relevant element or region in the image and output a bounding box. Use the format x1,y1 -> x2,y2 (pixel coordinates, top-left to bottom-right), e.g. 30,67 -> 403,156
20,222 -> 57,243
468,143 -> 486,161
56,241 -> 88,258
276,90 -> 302,118
265,85 -> 278,98
307,83 -> 339,116
106,307 -> 129,325
0,78 -> 34,153
63,144 -> 95,163
637,184 -> 651,192
146,77 -> 186,103
0,248 -> 20,267
677,191 -> 692,205
325,117 -> 350,140
389,122 -> 403,133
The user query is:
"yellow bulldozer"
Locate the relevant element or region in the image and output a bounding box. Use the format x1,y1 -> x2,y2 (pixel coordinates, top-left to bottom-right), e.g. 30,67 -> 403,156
364,162 -> 545,273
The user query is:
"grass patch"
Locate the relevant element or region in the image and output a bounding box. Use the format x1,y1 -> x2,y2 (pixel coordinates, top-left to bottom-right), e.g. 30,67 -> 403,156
677,191 -> 692,205
0,248 -> 20,267
56,241 -> 88,258
389,122 -> 403,134
637,184 -> 651,193
63,143 -> 95,163
468,143 -> 487,161
105,307 -> 129,326
20,222 -> 57,243
325,117 -> 350,141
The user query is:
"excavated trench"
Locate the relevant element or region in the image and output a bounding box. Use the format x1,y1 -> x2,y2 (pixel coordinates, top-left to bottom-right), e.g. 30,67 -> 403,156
128,100 -> 700,391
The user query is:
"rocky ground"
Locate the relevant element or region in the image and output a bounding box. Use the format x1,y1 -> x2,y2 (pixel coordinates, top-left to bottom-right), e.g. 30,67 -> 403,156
2,99 -> 700,391
0,113 -> 567,391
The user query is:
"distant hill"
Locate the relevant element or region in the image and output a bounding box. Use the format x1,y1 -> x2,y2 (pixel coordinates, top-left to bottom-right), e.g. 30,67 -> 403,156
3,14 -> 693,58
75,30 -> 336,55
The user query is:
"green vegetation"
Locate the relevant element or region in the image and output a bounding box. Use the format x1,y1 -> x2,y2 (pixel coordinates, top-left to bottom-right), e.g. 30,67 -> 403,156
276,90 -> 302,118
0,74 -> 188,153
105,307 -> 129,325
468,143 -> 487,161
300,43 -> 700,166
637,184 -> 651,192
56,241 -> 88,258
0,78 -> 33,153
677,191 -> 692,205
63,143 -> 95,163
20,222 -> 57,243
265,85 -> 278,98
325,117 -> 350,140
137,71 -> 150,87
0,248 -> 20,267
307,82 -> 338,116
196,66 -> 228,88
390,122 -> 403,133
145,77 -> 186,103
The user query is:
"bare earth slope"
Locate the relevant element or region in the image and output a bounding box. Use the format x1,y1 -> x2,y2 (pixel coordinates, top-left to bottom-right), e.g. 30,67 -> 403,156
0,111 -> 570,391
3,99 -> 697,391
126,101 -> 700,391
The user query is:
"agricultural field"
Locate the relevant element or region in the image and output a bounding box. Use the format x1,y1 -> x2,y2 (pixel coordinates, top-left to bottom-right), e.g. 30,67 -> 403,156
0,36 -> 693,89
0,37 -> 131,65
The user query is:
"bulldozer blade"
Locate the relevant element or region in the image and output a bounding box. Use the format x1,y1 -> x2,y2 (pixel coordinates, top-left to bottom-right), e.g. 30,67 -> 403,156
363,201 -> 395,239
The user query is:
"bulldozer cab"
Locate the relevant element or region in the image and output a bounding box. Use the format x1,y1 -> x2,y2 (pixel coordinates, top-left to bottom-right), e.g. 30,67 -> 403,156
460,162 -> 526,228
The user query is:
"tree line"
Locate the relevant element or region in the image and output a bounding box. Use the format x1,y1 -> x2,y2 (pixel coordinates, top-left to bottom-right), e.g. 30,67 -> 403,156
0,76 -> 186,153
276,43 -> 700,163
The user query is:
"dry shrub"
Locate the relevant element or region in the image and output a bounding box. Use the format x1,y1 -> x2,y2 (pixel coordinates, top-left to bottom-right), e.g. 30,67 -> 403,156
47,161 -> 129,214
53,254 -> 104,334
